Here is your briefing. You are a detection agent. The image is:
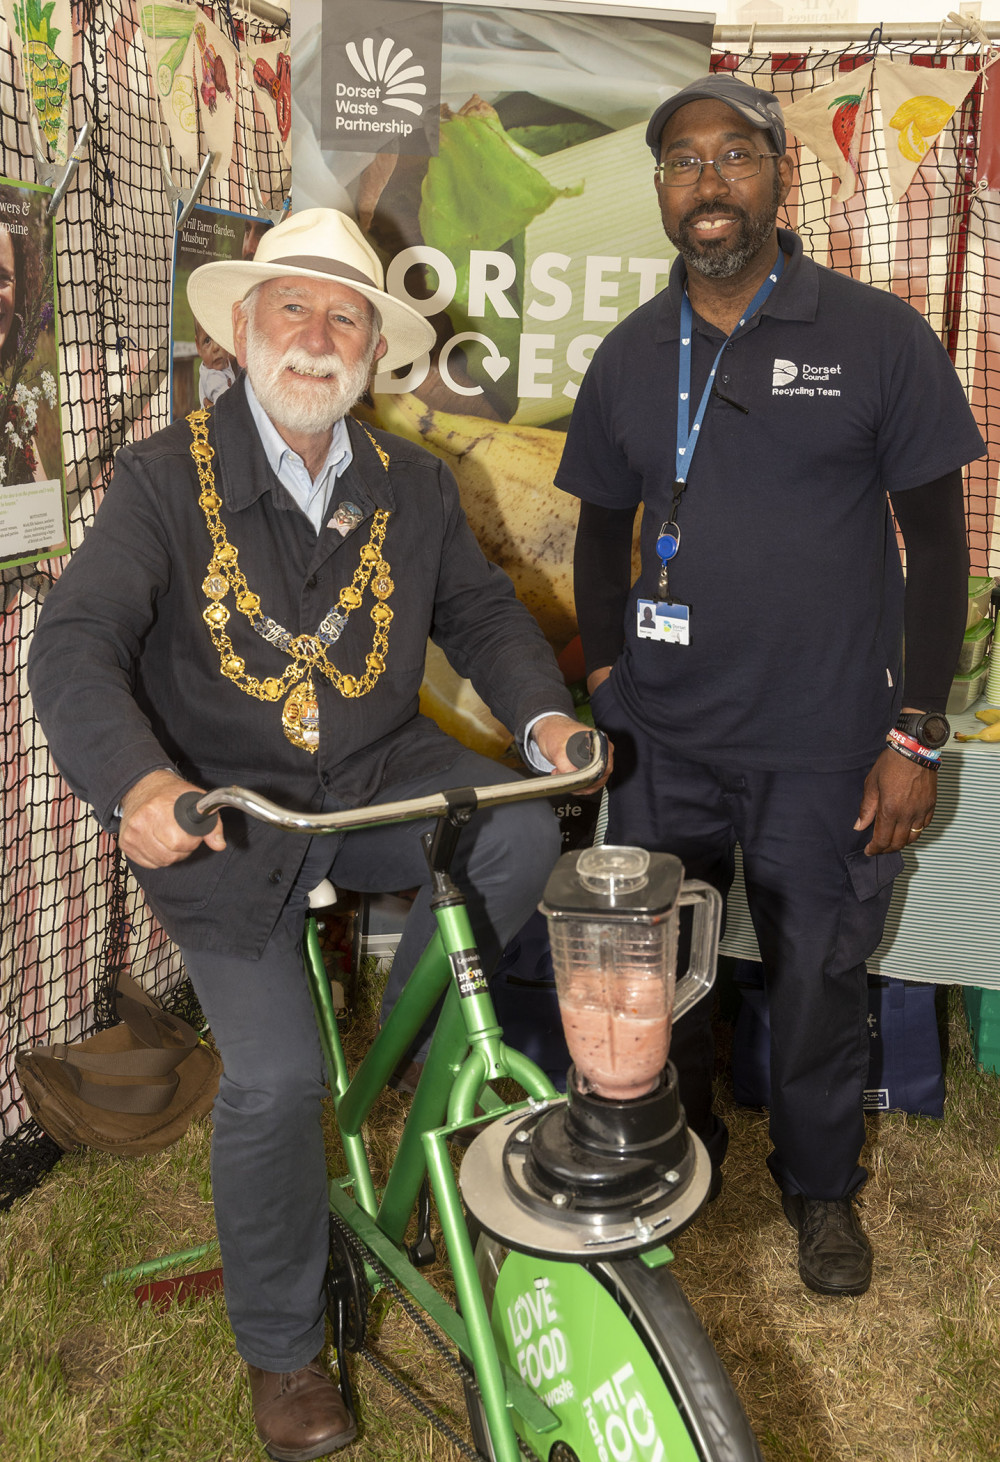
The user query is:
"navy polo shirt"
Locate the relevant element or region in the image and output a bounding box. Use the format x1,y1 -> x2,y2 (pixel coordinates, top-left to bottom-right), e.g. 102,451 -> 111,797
556,230 -> 985,772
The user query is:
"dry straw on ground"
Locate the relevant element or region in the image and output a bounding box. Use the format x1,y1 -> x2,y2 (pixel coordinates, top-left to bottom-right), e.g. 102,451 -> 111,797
1,983 -> 998,1462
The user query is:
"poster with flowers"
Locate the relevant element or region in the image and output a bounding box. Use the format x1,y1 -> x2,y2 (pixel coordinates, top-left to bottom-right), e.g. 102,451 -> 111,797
0,177 -> 66,569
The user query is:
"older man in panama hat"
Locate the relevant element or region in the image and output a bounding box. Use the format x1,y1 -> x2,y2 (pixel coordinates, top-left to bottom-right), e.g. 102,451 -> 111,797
28,209 -> 598,1460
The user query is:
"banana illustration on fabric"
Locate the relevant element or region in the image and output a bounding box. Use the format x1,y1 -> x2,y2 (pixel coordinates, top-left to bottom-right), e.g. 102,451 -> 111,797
354,392 -> 644,758
357,392 -> 581,648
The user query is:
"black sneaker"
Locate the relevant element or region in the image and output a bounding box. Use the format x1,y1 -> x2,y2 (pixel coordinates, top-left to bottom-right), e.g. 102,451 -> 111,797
782,1192 -> 873,1296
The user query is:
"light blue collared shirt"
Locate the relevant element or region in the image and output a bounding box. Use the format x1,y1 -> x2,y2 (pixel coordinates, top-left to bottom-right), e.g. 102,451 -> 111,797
245,377 -> 354,533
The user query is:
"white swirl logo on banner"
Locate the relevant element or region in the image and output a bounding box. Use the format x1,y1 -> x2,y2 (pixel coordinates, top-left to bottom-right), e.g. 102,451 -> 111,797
346,38 -> 427,117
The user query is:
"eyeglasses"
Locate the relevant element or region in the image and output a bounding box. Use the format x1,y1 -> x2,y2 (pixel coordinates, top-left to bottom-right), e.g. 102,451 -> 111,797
655,148 -> 780,188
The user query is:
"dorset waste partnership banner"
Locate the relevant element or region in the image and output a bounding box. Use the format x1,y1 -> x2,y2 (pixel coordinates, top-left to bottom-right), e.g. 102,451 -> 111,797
292,0 -> 712,746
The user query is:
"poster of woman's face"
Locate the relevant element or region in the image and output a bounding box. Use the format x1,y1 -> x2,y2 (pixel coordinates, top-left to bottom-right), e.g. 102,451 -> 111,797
0,178 -> 66,569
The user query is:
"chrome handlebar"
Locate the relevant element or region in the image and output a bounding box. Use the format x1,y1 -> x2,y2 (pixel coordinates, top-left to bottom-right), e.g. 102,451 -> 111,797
173,728 -> 607,838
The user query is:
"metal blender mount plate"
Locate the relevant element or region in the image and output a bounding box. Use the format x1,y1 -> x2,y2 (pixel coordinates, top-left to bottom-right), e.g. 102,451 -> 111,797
459,1099 -> 712,1260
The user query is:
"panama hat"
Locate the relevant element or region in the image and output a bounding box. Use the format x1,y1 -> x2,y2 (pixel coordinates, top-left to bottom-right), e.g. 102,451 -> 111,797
187,208 -> 436,373
646,75 -> 786,160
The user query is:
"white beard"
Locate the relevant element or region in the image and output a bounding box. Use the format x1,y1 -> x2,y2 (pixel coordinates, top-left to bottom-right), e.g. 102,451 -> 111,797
244,326 -> 375,436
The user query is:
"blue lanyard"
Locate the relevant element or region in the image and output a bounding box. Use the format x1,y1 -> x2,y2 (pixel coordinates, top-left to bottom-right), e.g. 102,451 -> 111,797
675,251 -> 785,486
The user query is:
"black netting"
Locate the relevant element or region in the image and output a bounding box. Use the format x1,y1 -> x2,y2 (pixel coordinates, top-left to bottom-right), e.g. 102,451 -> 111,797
1,21 -> 997,1207
716,42 -> 998,571
0,0 -> 288,1209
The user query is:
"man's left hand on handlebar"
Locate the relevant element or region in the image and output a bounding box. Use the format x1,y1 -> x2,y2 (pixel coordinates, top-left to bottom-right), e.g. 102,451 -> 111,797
532,713 -> 614,791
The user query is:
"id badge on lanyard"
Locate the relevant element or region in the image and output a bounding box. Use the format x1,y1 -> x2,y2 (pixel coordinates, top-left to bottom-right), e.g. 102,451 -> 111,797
639,254 -> 784,648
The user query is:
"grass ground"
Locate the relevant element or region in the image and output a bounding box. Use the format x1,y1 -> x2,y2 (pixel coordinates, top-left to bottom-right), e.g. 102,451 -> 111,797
1,983 -> 998,1462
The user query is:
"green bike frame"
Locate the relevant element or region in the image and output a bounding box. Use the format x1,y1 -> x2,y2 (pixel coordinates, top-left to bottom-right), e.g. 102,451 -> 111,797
164,747 -> 760,1462
304,888 -> 561,1462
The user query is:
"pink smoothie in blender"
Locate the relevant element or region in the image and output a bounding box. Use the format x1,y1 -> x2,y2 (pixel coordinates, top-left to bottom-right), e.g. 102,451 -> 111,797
558,1001 -> 671,1101
542,846 -> 719,1102
554,933 -> 677,1100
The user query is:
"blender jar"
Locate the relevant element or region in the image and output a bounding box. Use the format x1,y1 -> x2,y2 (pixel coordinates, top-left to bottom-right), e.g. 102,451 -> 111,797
541,845 -> 721,1101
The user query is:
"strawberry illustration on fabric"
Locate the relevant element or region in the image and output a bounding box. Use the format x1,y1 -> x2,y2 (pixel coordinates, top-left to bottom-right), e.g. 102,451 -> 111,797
784,63 -> 873,205
829,93 -> 863,166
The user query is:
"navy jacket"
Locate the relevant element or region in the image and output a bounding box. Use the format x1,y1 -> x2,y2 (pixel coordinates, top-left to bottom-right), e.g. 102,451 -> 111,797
28,379 -> 572,953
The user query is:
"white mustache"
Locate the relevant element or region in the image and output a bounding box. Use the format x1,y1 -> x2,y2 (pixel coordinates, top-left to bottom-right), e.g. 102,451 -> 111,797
280,348 -> 343,379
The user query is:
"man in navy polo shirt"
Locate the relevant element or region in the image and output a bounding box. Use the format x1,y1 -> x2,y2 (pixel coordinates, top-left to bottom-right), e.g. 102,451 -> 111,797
557,74 -> 984,1296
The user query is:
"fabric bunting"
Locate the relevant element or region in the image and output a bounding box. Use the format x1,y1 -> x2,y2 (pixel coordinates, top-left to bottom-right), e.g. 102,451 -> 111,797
192,13 -> 238,177
138,7 -> 281,185
245,36 -> 291,166
2,0 -> 74,162
139,2 -> 200,169
876,58 -> 979,203
783,63 -> 874,205
139,5 -> 239,176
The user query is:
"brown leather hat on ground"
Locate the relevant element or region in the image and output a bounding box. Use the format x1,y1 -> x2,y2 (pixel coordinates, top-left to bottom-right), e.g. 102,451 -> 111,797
15,974 -> 221,1155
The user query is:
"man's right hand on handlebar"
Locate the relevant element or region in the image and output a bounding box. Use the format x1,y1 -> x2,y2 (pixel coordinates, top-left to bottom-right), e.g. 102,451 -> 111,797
533,714 -> 614,793
119,768 -> 225,869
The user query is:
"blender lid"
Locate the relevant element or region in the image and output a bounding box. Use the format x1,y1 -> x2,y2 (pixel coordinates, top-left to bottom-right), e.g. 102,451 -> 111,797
577,846 -> 650,896
540,845 -> 685,916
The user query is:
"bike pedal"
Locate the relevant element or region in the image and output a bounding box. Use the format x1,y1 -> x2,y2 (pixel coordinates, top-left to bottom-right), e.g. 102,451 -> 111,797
406,1177 -> 436,1267
406,1233 -> 437,1267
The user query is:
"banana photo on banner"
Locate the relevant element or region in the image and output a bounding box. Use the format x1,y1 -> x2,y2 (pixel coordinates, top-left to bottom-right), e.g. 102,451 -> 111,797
292,0 -> 713,752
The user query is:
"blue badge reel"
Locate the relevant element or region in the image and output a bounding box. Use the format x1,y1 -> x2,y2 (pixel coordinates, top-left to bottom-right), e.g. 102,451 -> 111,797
638,521 -> 689,645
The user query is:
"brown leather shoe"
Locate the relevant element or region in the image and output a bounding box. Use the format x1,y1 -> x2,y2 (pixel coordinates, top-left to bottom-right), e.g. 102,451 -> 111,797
387,1057 -> 424,1095
248,1356 -> 357,1461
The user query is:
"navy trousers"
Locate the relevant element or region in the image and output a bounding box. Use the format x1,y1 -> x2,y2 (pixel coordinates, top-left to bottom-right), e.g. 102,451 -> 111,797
591,674 -> 901,1202
181,747 -> 560,1371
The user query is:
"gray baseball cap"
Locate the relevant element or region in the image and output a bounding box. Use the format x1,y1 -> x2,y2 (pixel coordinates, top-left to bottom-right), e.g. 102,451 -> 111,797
646,75 -> 786,160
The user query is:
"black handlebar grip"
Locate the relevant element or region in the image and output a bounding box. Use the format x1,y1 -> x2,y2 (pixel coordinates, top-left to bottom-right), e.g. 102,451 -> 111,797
566,728 -> 605,770
173,791 -> 218,836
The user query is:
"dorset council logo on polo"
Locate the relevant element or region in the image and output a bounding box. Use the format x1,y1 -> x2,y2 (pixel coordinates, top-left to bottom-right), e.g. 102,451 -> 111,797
346,37 -> 427,116
771,356 -> 843,398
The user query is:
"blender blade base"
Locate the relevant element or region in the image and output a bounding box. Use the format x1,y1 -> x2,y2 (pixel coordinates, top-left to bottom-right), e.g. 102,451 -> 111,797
459,1099 -> 712,1260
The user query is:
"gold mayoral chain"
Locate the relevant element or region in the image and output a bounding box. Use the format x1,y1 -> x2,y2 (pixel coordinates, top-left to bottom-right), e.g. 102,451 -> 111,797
186,408 -> 394,754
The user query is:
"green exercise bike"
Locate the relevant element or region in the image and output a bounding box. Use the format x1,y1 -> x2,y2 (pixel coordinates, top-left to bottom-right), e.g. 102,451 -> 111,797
174,730 -> 763,1462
